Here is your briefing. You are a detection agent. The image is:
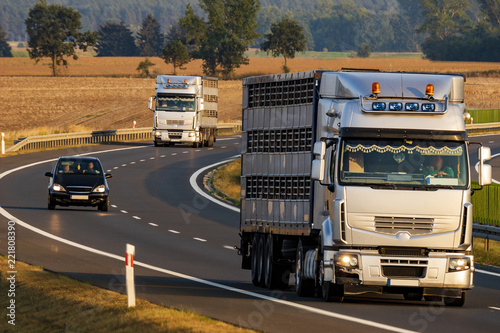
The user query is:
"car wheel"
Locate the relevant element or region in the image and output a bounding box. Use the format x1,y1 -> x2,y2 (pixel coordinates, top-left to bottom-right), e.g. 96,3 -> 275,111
47,195 -> 56,210
99,198 -> 109,212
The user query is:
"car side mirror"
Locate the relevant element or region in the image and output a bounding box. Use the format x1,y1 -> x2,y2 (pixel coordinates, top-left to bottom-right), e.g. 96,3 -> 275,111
45,172 -> 53,177
105,174 -> 112,179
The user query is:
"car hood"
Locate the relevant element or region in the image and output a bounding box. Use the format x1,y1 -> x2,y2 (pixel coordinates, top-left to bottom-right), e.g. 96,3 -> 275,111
54,174 -> 105,188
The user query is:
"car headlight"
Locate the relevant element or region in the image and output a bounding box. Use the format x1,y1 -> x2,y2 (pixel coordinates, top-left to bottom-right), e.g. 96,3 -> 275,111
335,253 -> 359,268
52,183 -> 66,192
93,185 -> 106,193
449,257 -> 470,271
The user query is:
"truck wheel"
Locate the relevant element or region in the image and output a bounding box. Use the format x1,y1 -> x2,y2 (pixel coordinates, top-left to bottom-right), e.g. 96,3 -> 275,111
295,240 -> 315,297
444,291 -> 466,307
192,142 -> 199,148
258,235 -> 267,287
207,130 -> 214,147
322,281 -> 344,302
264,235 -> 289,290
251,234 -> 261,286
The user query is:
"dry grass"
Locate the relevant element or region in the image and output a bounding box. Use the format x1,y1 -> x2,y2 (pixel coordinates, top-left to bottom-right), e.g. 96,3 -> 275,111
1,56 -> 500,147
0,256 -> 254,333
211,159 -> 241,203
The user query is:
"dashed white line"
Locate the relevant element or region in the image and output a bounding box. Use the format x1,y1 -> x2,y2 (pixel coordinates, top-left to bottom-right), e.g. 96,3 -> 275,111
120,210 -> 128,214
489,141 -> 495,143
121,164 -> 127,167
183,151 -> 189,154
140,159 -> 146,162
111,205 -> 118,208
150,157 -> 155,160
149,223 -> 159,227
107,169 -> 112,172
489,306 -> 500,311
130,161 -> 136,164
171,153 -> 177,156
160,155 -> 166,158
193,237 -> 207,242
113,166 -> 119,169
132,216 -> 141,220
168,229 -> 180,234
195,149 -> 201,152
208,148 -> 214,150
223,245 -> 236,250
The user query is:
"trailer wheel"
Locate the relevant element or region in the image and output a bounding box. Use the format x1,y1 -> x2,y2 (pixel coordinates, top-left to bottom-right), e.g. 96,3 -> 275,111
251,234 -> 262,286
444,291 -> 466,307
264,235 -> 290,290
295,240 -> 315,297
207,129 -> 214,147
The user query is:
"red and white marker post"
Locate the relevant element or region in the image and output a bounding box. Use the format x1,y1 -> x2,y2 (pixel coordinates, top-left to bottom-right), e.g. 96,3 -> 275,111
133,120 -> 136,128
126,244 -> 136,307
1,132 -> 5,155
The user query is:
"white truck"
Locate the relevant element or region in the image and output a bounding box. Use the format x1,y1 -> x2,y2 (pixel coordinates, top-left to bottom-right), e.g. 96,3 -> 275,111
238,70 -> 492,306
149,75 -> 218,147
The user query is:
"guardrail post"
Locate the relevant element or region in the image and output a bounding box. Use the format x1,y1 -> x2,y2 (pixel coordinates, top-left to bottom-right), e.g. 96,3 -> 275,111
1,132 -> 5,155
126,244 -> 136,307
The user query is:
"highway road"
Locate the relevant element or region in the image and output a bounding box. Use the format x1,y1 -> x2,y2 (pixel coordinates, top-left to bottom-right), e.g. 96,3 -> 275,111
1,134 -> 500,333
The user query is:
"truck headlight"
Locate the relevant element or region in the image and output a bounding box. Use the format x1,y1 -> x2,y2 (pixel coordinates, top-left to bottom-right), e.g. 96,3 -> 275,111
188,132 -> 195,137
335,253 -> 359,268
155,131 -> 161,137
448,257 -> 470,271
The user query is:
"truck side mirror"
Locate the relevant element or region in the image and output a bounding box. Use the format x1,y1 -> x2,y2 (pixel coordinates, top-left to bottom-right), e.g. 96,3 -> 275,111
478,146 -> 492,186
311,142 -> 326,181
148,97 -> 154,110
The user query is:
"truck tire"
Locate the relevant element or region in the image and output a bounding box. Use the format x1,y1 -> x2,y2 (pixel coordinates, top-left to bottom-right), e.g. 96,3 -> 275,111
251,234 -> 262,286
264,235 -> 290,290
322,281 -> 344,302
295,240 -> 315,297
258,235 -> 267,287
207,129 -> 214,147
444,291 -> 466,307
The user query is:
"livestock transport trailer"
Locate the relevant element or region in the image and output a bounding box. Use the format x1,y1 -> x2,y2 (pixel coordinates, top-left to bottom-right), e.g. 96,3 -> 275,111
238,70 -> 492,305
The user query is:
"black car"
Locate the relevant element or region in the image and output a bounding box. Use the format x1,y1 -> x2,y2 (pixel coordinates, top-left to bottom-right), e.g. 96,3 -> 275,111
45,156 -> 112,211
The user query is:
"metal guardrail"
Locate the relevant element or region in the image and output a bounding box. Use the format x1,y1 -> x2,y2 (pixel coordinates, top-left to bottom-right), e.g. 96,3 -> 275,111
473,224 -> 500,242
466,122 -> 500,134
5,123 -> 242,153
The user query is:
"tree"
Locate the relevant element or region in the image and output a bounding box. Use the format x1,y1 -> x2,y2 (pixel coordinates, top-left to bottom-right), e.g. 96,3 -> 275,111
179,0 -> 260,77
136,14 -> 164,57
96,21 -> 139,56
178,4 -> 206,54
357,43 -> 371,57
162,40 -> 190,75
261,17 -> 307,70
476,0 -> 500,30
137,58 -> 156,77
25,0 -> 96,76
0,25 -> 13,57
417,0 -> 471,40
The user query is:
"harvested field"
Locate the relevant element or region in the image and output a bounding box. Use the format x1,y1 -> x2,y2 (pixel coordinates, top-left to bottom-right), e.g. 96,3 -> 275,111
1,56 -> 499,145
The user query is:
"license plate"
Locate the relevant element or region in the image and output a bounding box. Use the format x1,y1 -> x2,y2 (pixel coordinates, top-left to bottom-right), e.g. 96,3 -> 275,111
71,195 -> 88,200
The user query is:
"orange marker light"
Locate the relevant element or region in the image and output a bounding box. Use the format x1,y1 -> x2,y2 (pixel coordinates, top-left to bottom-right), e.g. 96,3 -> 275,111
167,78 -> 171,83
372,82 -> 381,94
184,79 -> 187,83
426,84 -> 434,96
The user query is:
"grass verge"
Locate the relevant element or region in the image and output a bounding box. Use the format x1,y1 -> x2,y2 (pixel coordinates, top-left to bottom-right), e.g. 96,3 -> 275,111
473,238 -> 500,267
0,256 -> 253,332
210,158 -> 241,205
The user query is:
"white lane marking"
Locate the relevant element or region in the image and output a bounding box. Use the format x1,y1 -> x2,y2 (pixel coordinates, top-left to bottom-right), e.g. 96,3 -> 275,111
113,166 -> 119,169
490,306 -> 500,311
489,141 -> 495,144
130,161 -> 136,164
149,223 -> 159,227
476,269 -> 500,278
220,146 -> 227,149
208,148 -> 214,150
195,149 -> 201,152
183,151 -> 189,154
111,205 -> 118,208
121,164 -> 127,167
133,216 -> 141,220
120,210 -> 128,214
160,155 -> 166,158
171,153 -> 177,156
189,157 -> 241,213
0,147 -> 423,333
224,245 -> 236,250
168,230 -> 180,234
107,169 -> 112,172
193,237 -> 207,242
150,157 -> 155,160
140,159 -> 146,162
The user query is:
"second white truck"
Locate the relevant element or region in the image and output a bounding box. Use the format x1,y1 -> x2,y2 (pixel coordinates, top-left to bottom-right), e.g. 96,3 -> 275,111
149,75 -> 218,147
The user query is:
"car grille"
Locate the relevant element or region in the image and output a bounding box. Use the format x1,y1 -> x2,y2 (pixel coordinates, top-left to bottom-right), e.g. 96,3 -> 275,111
374,216 -> 434,235
66,186 -> 92,193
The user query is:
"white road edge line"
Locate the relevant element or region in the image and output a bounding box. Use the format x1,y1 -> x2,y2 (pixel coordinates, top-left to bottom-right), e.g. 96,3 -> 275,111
489,306 -> 500,311
189,157 -> 241,213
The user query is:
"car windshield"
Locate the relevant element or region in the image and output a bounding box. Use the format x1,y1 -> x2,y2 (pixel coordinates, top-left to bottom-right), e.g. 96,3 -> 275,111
56,159 -> 102,175
156,94 -> 195,111
338,138 -> 468,189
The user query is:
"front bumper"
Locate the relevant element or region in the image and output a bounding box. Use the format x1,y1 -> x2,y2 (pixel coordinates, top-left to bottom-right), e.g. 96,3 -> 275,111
49,191 -> 108,207
154,129 -> 199,143
323,250 -> 473,293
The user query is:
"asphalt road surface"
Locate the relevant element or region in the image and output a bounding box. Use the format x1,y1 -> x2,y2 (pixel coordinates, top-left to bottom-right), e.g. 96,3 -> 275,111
1,134 -> 500,333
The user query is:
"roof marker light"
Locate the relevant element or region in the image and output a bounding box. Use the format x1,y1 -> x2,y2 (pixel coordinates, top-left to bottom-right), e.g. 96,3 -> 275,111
372,82 -> 381,95
167,78 -> 171,83
184,79 -> 187,83
426,84 -> 434,97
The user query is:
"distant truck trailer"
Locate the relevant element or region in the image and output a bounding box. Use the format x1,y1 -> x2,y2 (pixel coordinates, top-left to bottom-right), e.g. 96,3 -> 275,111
149,75 -> 218,147
238,69 -> 492,305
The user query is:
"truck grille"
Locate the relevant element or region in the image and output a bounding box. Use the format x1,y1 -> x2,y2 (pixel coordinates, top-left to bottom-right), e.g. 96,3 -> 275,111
166,120 -> 184,125
382,266 -> 425,278
379,247 -> 428,257
168,131 -> 183,139
374,216 -> 433,235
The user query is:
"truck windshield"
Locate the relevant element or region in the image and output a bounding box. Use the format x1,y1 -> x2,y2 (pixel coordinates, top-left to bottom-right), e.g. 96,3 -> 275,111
338,138 -> 468,189
156,94 -> 195,111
